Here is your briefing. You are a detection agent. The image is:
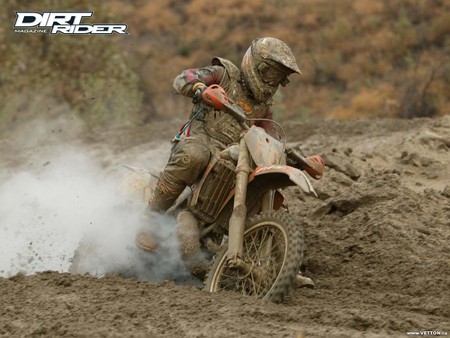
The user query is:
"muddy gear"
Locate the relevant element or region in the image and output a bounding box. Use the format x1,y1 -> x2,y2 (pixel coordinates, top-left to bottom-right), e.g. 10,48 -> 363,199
153,49 -> 286,212
198,58 -> 278,145
241,37 -> 301,103
305,155 -> 325,180
296,274 -> 315,288
148,176 -> 185,212
135,229 -> 158,252
149,138 -> 211,212
173,59 -> 279,140
176,210 -> 201,261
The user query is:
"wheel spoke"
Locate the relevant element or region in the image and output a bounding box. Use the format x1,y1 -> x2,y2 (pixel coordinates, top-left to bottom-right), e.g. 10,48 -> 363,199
250,272 -> 257,296
247,232 -> 260,260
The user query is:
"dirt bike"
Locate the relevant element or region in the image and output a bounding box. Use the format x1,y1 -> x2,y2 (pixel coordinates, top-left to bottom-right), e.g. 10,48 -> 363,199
70,85 -> 323,303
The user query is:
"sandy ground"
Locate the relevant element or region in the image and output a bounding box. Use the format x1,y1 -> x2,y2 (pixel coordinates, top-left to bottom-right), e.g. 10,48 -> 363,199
1,116 -> 449,337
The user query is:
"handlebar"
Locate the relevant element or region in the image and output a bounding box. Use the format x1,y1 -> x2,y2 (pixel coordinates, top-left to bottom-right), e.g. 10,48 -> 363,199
201,84 -> 323,180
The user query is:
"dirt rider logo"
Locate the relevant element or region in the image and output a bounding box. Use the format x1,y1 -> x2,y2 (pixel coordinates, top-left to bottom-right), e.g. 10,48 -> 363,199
14,12 -> 128,35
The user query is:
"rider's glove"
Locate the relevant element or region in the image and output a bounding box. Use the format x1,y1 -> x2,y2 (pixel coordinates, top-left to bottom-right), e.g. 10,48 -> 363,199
286,146 -> 324,180
304,155 -> 324,180
192,82 -> 207,104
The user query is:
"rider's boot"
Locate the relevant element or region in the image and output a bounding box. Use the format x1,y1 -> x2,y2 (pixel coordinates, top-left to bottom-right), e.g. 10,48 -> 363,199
176,210 -> 200,260
176,210 -> 209,279
135,206 -> 159,252
135,225 -> 159,252
296,272 -> 315,288
135,174 -> 186,253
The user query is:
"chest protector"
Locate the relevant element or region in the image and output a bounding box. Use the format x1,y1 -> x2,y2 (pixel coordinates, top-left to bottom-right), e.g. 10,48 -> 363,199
202,57 -> 270,146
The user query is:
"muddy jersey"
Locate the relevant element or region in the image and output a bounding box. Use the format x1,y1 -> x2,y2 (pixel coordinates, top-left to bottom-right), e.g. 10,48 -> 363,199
173,58 -> 279,148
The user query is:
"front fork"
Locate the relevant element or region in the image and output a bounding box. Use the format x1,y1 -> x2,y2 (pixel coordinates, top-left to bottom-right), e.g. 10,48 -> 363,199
226,138 -> 274,270
227,138 -> 250,266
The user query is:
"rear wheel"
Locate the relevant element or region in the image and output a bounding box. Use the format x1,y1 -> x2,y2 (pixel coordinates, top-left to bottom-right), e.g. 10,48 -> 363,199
204,210 -> 303,303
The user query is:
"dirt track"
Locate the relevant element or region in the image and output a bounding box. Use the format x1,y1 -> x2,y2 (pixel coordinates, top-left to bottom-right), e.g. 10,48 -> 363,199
1,116 -> 449,337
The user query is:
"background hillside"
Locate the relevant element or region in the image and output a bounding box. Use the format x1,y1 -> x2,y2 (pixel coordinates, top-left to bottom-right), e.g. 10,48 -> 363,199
1,0 -> 449,128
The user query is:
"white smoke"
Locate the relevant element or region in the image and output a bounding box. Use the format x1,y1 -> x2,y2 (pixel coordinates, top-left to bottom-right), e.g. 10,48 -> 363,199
0,119 -> 189,282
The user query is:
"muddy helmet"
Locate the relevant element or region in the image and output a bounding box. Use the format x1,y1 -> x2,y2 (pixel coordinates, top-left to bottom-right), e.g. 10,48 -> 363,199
241,37 -> 302,103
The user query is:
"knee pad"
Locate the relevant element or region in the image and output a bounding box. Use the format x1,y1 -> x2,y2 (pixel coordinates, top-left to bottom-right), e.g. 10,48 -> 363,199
169,141 -> 211,185
179,141 -> 211,168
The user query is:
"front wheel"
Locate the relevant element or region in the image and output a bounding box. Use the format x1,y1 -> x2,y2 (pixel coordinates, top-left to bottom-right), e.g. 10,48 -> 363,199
204,211 -> 303,303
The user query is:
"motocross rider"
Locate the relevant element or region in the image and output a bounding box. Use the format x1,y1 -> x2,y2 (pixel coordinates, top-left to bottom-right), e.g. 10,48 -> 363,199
137,37 -> 320,287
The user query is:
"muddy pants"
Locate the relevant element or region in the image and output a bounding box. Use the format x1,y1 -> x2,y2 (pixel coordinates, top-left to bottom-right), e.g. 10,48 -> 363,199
150,138 -> 211,211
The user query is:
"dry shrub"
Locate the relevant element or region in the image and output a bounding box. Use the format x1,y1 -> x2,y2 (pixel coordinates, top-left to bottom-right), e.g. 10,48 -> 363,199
401,28 -> 420,49
312,51 -> 342,84
396,52 -> 450,118
301,13 -> 320,29
327,84 -> 398,119
428,80 -> 450,117
352,0 -> 385,16
370,29 -> 402,56
298,56 -> 318,84
336,63 -> 362,85
399,70 -> 439,119
184,0 -> 274,48
320,18 -> 357,56
427,13 -> 450,44
139,2 -> 181,33
393,11 -> 420,49
109,0 -> 134,17
294,86 -> 336,118
349,52 -> 393,78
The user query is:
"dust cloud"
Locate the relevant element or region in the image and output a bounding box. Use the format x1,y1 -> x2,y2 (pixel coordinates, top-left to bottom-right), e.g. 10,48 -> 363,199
0,119 -> 186,282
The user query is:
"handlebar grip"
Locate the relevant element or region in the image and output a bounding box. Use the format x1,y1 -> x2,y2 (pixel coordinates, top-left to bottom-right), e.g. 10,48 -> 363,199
202,85 -> 229,110
285,147 -> 311,169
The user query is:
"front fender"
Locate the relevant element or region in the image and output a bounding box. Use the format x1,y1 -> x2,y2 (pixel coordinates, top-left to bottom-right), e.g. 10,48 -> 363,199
214,165 -> 317,227
250,165 -> 317,197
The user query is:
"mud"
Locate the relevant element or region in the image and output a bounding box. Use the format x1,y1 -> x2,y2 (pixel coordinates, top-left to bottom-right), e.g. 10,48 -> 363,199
1,116 -> 449,337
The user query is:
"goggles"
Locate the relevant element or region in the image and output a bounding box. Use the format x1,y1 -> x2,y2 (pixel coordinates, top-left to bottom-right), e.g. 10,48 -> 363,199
257,61 -> 290,87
